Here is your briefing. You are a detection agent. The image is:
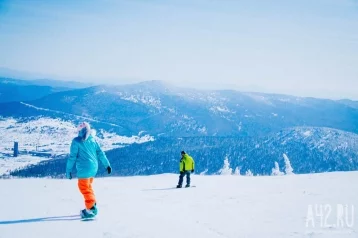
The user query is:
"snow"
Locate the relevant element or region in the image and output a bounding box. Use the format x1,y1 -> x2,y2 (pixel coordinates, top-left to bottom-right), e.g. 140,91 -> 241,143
243,93 -> 274,106
176,92 -> 224,104
0,117 -> 76,155
0,154 -> 50,176
198,126 -> 207,134
245,169 -> 254,176
280,127 -> 358,152
0,117 -> 154,154
209,106 -> 234,114
283,153 -> 295,175
95,89 -> 107,94
117,93 -> 162,109
237,122 -> 242,131
98,130 -> 154,149
271,161 -> 284,176
0,172 -> 356,238
303,130 -> 312,137
278,98 -> 292,102
20,102 -> 51,111
0,117 -> 154,175
218,156 -> 232,175
167,108 -> 176,113
62,96 -> 77,103
20,102 -> 123,128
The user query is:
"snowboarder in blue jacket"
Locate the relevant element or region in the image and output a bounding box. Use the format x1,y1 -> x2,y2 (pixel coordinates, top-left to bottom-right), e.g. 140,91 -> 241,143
66,122 -> 112,218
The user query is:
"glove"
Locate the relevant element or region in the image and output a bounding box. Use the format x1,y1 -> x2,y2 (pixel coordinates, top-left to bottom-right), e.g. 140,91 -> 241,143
107,166 -> 112,174
191,169 -> 194,173
66,172 -> 72,180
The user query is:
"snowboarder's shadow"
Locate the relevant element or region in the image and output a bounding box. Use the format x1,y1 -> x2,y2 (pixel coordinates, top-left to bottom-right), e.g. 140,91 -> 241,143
0,215 -> 82,225
143,185 -> 196,191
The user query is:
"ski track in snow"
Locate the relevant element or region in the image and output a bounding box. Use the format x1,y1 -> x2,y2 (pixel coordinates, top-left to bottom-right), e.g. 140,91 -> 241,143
0,172 -> 357,238
20,102 -> 123,128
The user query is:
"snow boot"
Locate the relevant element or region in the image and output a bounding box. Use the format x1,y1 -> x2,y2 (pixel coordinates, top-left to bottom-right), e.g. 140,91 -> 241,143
80,209 -> 95,219
90,203 -> 98,215
176,185 -> 182,188
185,184 -> 190,188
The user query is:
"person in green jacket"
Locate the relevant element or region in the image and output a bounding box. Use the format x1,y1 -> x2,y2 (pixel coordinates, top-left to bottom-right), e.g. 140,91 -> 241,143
177,151 -> 195,188
66,122 -> 112,218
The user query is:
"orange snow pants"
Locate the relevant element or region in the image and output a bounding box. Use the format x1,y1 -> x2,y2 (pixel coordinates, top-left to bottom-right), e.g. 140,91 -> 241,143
78,178 -> 96,209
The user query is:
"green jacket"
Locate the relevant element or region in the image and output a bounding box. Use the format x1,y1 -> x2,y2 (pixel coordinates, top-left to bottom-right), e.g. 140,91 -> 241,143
179,154 -> 195,172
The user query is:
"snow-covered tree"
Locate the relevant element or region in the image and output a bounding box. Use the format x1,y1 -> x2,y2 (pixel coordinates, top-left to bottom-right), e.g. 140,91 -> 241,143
219,156 -> 233,175
245,169 -> 253,176
234,167 -> 241,175
283,153 -> 294,175
200,169 -> 208,175
271,161 -> 284,176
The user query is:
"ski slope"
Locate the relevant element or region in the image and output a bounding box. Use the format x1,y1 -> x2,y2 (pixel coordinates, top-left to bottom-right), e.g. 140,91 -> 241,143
0,172 -> 357,238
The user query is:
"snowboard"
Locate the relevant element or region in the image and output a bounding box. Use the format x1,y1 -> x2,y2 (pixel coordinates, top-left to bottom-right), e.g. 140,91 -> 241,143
177,185 -> 196,189
81,217 -> 96,221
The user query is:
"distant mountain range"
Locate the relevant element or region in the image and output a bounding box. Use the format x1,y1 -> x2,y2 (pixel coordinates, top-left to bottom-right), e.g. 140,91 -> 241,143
0,77 -> 94,103
0,67 -> 95,88
9,126 -> 358,177
1,79 -> 358,137
1,76 -> 358,177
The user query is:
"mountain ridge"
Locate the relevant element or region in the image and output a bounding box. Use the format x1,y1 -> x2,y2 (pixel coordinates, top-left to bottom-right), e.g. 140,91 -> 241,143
2,81 -> 356,137
1,79 -> 357,178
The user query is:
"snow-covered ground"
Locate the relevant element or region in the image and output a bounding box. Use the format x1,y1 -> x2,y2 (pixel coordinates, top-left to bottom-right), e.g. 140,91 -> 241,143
0,117 -> 154,175
0,154 -> 51,176
0,172 -> 357,238
0,117 -> 154,154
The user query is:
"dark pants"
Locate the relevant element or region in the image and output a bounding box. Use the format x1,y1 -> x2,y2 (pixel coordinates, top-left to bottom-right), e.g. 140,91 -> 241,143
178,171 -> 191,186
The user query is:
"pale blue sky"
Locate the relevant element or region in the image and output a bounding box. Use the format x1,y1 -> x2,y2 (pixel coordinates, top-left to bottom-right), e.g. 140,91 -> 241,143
0,0 -> 357,99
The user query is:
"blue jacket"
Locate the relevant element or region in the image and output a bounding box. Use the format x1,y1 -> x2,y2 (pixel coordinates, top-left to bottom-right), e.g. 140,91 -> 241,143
66,135 -> 110,179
